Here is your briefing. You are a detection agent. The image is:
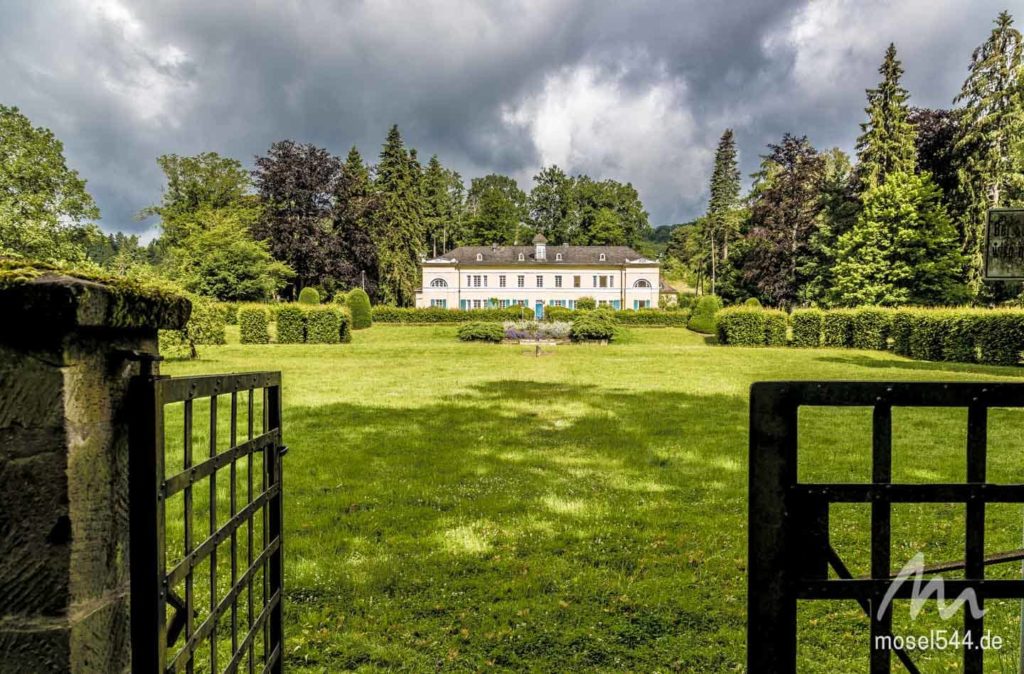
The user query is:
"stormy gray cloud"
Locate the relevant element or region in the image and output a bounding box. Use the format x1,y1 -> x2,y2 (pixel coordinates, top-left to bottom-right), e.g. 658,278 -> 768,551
0,0 -> 1011,235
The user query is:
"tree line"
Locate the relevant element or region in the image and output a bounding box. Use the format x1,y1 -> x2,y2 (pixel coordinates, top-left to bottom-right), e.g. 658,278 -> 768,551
667,11 -> 1024,308
0,112 -> 651,305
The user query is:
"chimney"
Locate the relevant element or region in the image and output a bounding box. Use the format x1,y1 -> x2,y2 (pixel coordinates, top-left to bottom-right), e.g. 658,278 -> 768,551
533,233 -> 547,260
491,242 -> 497,252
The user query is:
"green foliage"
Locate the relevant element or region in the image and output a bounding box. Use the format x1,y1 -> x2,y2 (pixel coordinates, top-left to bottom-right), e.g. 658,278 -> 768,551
223,303 -> 239,325
306,306 -> 341,344
856,44 -> 918,188
374,125 -> 425,306
0,105 -> 100,262
832,171 -> 965,307
612,309 -> 690,327
464,174 -> 528,245
298,287 -> 320,305
743,297 -> 762,307
942,311 -> 980,363
158,296 -> 226,359
457,321 -> 505,342
908,311 -> 946,361
765,310 -> 788,346
891,311 -> 914,356
338,309 -> 352,343
371,306 -> 534,323
976,311 -> 1024,365
823,309 -> 855,348
850,307 -> 892,350
575,296 -> 597,311
570,310 -> 617,342
333,293 -> 348,306
347,288 -> 373,328
716,307 -> 787,346
687,295 -> 723,334
239,306 -> 270,344
276,305 -> 306,343
791,309 -> 824,347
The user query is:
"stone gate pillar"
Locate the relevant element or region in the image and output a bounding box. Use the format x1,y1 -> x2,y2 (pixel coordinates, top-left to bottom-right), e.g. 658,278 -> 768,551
0,271 -> 189,673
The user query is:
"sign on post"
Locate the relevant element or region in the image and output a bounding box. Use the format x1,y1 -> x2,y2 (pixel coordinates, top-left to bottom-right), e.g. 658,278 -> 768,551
984,208 -> 1024,280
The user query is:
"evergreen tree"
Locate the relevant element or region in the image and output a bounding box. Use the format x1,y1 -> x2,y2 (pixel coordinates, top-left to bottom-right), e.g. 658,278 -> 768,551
705,128 -> 742,293
335,147 -> 380,299
801,148 -> 860,305
422,154 -> 464,256
372,125 -> 425,306
954,10 -> 1024,291
856,43 -> 918,189
831,171 -> 965,306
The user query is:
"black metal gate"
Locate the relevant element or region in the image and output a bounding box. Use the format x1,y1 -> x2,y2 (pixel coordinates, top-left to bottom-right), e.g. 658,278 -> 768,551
748,381 -> 1024,673
130,369 -> 286,673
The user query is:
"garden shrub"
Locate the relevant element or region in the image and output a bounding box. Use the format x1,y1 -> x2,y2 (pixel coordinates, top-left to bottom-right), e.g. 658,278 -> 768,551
457,321 -> 505,342
744,297 -> 762,308
347,288 -> 373,329
276,305 -> 306,343
570,310 -> 617,342
298,287 -> 320,305
188,298 -> 228,345
504,320 -> 572,340
764,310 -> 788,346
976,311 -> 1024,365
687,295 -> 723,334
890,311 -> 913,357
941,311 -> 979,363
575,296 -> 597,311
791,309 -> 824,347
716,307 -> 766,346
239,306 -> 270,344
544,305 -> 575,322
613,309 -> 690,326
333,293 -> 348,307
372,306 -> 533,323
908,310 -> 945,361
223,302 -> 239,325
850,307 -> 892,351
306,306 -> 341,343
823,309 -> 855,348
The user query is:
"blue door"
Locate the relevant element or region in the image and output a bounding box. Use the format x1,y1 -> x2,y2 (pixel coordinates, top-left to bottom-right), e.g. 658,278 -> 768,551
534,301 -> 544,319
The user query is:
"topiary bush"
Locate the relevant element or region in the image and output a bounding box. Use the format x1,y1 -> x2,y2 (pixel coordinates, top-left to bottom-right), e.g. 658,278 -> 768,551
744,297 -> 762,308
976,311 -> 1024,365
306,306 -> 341,343
188,298 -> 228,345
791,309 -> 824,347
298,287 -> 320,305
850,307 -> 892,351
575,296 -> 597,311
687,295 -> 723,334
823,309 -> 855,348
613,309 -> 690,326
716,307 -> 767,345
223,302 -> 239,325
276,305 -> 306,343
570,310 -> 617,342
347,288 -> 372,329
457,321 -> 505,342
239,306 -> 270,344
764,309 -> 788,346
891,311 -> 914,357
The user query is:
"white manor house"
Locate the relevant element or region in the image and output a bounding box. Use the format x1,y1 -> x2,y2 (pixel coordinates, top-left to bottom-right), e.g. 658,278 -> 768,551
415,234 -> 662,318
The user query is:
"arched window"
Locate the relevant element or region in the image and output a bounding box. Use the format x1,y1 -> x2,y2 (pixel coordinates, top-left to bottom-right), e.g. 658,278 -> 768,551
518,253 -> 525,261
599,253 -> 606,261
476,253 -> 483,261
633,279 -> 652,288
555,253 -> 563,261
430,278 -> 448,287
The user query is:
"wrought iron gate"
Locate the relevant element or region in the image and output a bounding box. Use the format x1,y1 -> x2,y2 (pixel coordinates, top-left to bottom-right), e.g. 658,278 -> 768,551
748,381 -> 1024,674
130,368 -> 286,673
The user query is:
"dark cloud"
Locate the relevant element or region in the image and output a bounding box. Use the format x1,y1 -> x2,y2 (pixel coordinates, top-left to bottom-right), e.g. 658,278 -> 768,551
0,0 -> 1011,234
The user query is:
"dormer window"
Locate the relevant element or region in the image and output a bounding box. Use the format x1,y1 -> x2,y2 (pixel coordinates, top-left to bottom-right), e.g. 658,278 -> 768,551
599,253 -> 606,262
555,253 -> 563,261
476,253 -> 483,261
518,253 -> 525,261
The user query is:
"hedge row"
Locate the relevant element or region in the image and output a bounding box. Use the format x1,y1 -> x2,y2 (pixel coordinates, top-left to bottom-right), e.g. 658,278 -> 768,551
719,306 -> 1024,366
372,306 -> 542,323
241,304 -> 352,344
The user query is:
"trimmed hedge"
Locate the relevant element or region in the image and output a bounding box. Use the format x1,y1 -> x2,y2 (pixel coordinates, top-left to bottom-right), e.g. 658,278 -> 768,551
239,306 -> 270,344
976,311 -> 1024,365
891,311 -> 913,357
306,306 -> 341,343
189,299 -> 227,345
823,309 -> 855,348
339,309 -> 352,343
716,307 -> 787,346
457,321 -> 505,342
687,295 -> 723,334
347,288 -> 372,329
791,309 -> 823,347
850,308 -> 892,351
613,309 -> 690,326
298,287 -> 320,305
223,303 -> 239,325
276,306 -> 306,343
908,311 -> 945,361
372,306 -> 535,323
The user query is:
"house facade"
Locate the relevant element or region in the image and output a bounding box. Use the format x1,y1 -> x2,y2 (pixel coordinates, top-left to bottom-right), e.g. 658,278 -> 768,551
415,234 -> 660,318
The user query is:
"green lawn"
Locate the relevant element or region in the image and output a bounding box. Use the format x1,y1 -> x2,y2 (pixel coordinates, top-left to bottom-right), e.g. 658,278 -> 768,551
164,325 -> 1024,672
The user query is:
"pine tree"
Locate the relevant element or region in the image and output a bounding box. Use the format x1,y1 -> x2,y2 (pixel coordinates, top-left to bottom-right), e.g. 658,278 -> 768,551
831,171 -> 965,306
800,148 -> 859,305
954,11 -> 1024,291
705,129 -> 742,293
856,43 -> 918,189
422,155 -> 464,256
335,146 -> 379,298
372,125 -> 425,306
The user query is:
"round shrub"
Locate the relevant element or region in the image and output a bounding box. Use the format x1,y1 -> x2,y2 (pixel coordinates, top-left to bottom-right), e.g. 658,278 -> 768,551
298,287 -> 320,305
306,306 -> 341,343
239,306 -> 270,344
347,288 -> 372,329
570,310 -> 616,342
744,297 -> 762,308
687,295 -> 723,334
823,310 -> 855,348
457,321 -> 505,342
276,305 -> 306,343
575,296 -> 597,311
791,309 -> 824,348
850,308 -> 892,351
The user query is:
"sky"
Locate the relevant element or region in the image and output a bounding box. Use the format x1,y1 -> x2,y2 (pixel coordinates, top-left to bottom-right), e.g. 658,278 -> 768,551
0,0 -> 1013,238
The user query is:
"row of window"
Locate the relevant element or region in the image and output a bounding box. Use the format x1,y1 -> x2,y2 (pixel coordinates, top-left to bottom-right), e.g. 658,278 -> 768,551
439,299 -> 654,310
429,276 -> 653,289
472,252 -> 609,262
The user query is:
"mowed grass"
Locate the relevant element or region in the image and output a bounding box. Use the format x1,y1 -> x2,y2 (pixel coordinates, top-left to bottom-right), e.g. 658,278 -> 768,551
163,325 -> 1024,672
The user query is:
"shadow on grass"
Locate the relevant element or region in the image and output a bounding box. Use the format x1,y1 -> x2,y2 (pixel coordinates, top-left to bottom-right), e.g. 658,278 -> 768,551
281,380 -> 748,671
814,354 -> 1024,379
